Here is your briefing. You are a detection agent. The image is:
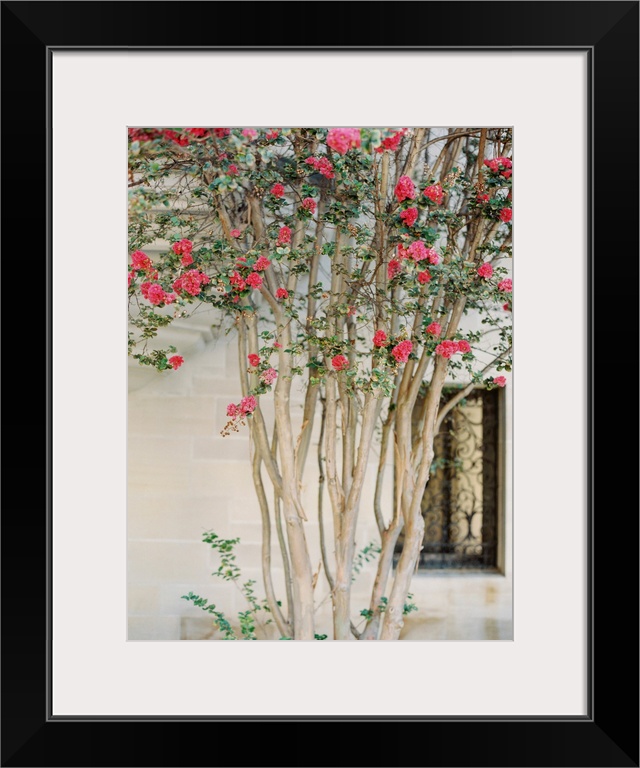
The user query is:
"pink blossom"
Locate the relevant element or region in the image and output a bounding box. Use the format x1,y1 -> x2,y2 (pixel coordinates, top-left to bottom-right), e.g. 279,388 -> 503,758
168,355 -> 184,370
503,303 -> 511,312
146,284 -> 167,305
248,354 -> 260,368
388,259 -> 402,280
326,128 -> 361,155
484,158 -> 500,173
397,244 -> 410,260
498,278 -> 513,293
127,271 -> 135,287
417,270 -> 431,284
242,128 -> 258,141
226,403 -> 239,418
435,340 -> 460,359
302,197 -> 317,214
253,255 -> 271,271
400,207 -> 418,227
373,330 -> 388,348
477,193 -> 490,203
331,355 -> 349,371
230,229 -> 241,238
266,129 -> 280,141
240,395 -> 257,414
131,250 -> 153,272
499,208 -> 512,223
229,271 -> 246,292
394,175 -> 416,203
186,128 -> 208,138
305,156 -> 335,179
492,376 -> 507,387
275,288 -> 289,300
227,164 -> 238,176
407,241 -> 428,262
407,242 -> 439,264
271,183 -> 285,198
457,340 -> 471,354
376,128 -> 407,153
426,322 -> 441,336
246,272 -> 263,289
260,368 -> 278,386
391,340 -> 413,364
477,263 -> 493,279
423,184 -> 444,205
165,293 -> 177,305
213,128 -> 231,138
163,129 -> 188,147
176,269 -> 210,296
276,226 -> 291,246
181,252 -> 194,267
273,342 -> 282,348
172,239 -> 193,257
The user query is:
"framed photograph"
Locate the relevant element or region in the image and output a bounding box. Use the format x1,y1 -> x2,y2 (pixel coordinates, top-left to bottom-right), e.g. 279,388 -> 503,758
3,2 -> 637,766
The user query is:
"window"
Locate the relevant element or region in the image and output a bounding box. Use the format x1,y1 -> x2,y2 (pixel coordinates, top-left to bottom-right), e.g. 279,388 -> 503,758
396,388 -> 504,570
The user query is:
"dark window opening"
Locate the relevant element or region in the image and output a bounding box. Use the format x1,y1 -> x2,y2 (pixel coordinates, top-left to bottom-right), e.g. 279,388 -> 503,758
395,387 -> 502,570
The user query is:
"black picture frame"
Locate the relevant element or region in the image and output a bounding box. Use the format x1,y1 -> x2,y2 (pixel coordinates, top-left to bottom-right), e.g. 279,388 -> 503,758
2,2 -> 638,766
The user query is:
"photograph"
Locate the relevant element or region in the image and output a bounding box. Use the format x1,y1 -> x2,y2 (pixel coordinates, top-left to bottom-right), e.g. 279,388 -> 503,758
127,126 -> 513,642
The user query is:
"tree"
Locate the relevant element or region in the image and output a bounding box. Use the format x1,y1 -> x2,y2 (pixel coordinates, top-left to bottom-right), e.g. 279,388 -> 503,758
128,126 -> 512,641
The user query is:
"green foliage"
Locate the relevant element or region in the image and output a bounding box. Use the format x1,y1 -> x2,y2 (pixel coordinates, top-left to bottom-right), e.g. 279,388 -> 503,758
182,531 -> 273,640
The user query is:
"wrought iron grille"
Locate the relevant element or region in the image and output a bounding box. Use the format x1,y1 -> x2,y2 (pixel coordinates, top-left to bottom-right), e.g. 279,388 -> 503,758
396,388 -> 501,570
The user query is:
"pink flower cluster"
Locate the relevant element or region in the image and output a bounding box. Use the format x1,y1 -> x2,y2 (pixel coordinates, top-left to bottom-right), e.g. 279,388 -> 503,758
484,156 -> 512,178
304,156 -> 335,179
407,241 -> 440,264
375,128 -> 407,153
241,128 -> 258,141
492,376 -> 507,387
388,259 -> 402,280
265,129 -> 280,141
426,322 -> 442,336
163,129 -> 189,147
423,184 -> 444,205
392,340 -> 413,364
477,263 -> 493,279
226,395 -> 257,419
253,255 -> 271,271
400,207 -> 419,227
248,354 -> 260,367
168,355 -> 184,370
417,270 -> 431,284
246,272 -> 263,289
140,282 -> 177,306
276,288 -> 289,300
326,128 -> 361,155
435,340 -> 471,358
230,229 -> 241,238
186,128 -> 208,138
130,250 -> 153,273
128,128 -> 162,143
394,175 -> 416,203
373,330 -> 388,348
260,368 -> 278,386
498,278 -> 512,293
301,197 -> 317,214
276,226 -> 291,246
172,238 -> 194,267
499,207 -> 512,223
332,355 -> 349,371
227,164 -> 239,176
271,183 -> 285,198
173,269 -> 210,296
213,128 -> 231,138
